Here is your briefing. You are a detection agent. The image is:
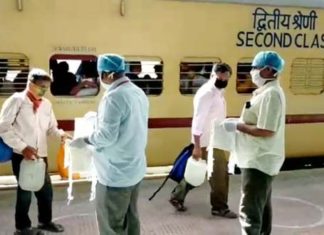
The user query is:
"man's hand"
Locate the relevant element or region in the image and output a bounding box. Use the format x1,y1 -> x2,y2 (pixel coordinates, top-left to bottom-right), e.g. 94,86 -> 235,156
69,137 -> 87,149
61,132 -> 73,144
81,80 -> 98,88
221,118 -> 240,132
192,146 -> 202,160
22,146 -> 38,160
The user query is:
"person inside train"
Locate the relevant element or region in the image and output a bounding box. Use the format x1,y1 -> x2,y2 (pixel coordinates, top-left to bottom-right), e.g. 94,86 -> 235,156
0,68 -> 71,235
50,61 -> 78,96
202,64 -> 213,79
14,69 -> 29,92
149,63 -> 163,95
70,54 -> 149,235
0,58 -> 8,84
70,61 -> 99,97
170,63 -> 238,218
180,63 -> 208,94
0,59 -> 20,95
221,51 -> 286,234
126,61 -> 141,80
126,61 -> 146,91
180,62 -> 197,94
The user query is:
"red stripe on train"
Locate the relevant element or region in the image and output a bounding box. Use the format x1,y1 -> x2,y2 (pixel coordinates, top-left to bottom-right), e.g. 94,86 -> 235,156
58,114 -> 324,131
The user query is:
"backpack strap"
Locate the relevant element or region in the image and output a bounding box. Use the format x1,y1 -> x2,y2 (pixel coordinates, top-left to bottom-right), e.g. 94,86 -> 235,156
148,175 -> 170,201
148,143 -> 194,201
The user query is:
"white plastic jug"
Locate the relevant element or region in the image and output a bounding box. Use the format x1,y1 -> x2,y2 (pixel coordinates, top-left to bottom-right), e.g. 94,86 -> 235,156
184,157 -> 207,187
19,158 -> 46,191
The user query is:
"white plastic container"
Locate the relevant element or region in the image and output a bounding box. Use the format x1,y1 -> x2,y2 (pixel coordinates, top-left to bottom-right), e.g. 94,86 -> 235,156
184,157 -> 207,187
19,158 -> 46,191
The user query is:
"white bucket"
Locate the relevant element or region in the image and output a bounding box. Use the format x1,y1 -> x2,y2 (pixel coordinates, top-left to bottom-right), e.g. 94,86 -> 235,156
184,157 -> 207,187
19,158 -> 46,191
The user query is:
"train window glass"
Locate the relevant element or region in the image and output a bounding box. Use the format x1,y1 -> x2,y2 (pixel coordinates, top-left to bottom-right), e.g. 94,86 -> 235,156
236,58 -> 257,94
49,54 -> 99,97
0,53 -> 29,96
180,58 -> 221,95
290,58 -> 324,95
125,59 -> 163,96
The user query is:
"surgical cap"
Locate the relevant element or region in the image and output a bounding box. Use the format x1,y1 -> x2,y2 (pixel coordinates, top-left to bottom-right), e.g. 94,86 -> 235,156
252,51 -> 285,73
97,54 -> 126,74
28,68 -> 52,81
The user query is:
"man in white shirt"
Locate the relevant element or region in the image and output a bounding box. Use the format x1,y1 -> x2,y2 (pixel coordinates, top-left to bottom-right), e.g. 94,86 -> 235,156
170,63 -> 237,218
70,54 -> 149,235
0,69 -> 70,235
222,51 -> 286,235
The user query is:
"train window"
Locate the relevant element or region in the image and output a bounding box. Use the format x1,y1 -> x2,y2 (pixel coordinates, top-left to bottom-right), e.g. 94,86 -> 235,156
0,53 -> 29,96
180,58 -> 221,95
290,58 -> 324,95
236,58 -> 257,94
49,54 -> 99,97
125,59 -> 163,96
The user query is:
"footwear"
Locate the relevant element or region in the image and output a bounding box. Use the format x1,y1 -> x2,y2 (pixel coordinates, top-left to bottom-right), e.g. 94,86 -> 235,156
38,222 -> 64,233
169,198 -> 187,212
211,208 -> 238,218
14,228 -> 44,235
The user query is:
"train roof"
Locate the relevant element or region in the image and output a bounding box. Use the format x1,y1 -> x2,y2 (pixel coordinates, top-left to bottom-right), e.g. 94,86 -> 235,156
171,0 -> 324,9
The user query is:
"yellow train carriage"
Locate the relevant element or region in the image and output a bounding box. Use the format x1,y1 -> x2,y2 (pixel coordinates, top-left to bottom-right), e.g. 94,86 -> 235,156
1,0 -> 324,175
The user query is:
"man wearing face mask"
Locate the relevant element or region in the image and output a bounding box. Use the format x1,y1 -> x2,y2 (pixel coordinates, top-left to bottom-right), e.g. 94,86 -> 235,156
169,63 -> 237,218
222,51 -> 285,235
0,68 -> 71,235
70,54 -> 149,235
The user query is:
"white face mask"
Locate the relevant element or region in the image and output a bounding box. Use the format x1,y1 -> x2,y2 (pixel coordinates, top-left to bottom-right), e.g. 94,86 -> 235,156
100,79 -> 112,90
250,69 -> 274,88
100,72 -> 114,90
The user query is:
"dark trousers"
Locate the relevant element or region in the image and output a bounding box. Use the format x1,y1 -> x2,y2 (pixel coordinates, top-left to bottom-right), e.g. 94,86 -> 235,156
11,153 -> 53,230
171,148 -> 230,210
96,182 -> 141,235
240,168 -> 273,235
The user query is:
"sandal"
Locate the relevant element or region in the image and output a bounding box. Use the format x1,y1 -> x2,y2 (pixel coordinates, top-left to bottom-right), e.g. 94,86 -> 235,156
211,208 -> 238,219
169,198 -> 187,212
38,222 -> 64,233
14,228 -> 44,235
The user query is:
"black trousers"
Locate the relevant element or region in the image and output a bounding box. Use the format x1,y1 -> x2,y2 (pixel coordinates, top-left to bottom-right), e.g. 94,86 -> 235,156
11,153 -> 53,230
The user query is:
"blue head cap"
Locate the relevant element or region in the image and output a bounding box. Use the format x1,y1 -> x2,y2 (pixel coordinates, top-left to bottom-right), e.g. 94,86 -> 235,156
97,54 -> 126,74
252,51 -> 285,74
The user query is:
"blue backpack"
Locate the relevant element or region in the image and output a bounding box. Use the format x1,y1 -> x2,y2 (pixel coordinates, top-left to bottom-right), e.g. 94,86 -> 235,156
0,95 -> 22,163
0,137 -> 13,163
149,143 -> 194,200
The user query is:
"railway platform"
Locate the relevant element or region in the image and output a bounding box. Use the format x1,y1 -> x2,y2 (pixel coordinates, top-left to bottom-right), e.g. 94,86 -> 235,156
1,169 -> 324,235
